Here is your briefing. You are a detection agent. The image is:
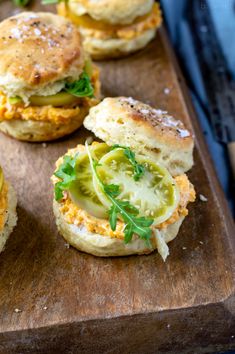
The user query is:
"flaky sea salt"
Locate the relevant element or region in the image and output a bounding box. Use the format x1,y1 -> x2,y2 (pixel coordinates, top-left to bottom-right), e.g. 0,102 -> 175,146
177,128 -> 190,138
11,28 -> 22,40
34,28 -> 41,36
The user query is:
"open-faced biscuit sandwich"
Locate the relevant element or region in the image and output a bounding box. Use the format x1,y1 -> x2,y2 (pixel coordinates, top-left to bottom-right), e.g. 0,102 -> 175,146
0,12 -> 100,142
52,97 -> 196,260
57,0 -> 162,60
0,166 -> 17,253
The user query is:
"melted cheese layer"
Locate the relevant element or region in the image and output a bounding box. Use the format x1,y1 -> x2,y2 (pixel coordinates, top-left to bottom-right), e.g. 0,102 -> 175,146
58,2 -> 162,40
58,174 -> 195,240
0,67 -> 100,124
0,182 -> 8,231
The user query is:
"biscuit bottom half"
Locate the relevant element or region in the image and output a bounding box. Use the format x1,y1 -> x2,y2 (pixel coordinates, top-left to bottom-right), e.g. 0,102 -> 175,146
0,183 -> 17,253
0,68 -> 100,142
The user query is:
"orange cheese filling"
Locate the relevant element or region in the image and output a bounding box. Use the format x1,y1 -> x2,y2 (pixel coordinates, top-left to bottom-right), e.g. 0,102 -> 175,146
157,175 -> 196,230
0,182 -> 8,231
58,174 -> 195,240
0,67 -> 100,125
58,2 -> 162,40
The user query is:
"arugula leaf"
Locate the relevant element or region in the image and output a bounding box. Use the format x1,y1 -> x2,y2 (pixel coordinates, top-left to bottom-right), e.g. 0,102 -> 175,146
108,205 -> 118,231
111,144 -> 145,181
85,142 -> 153,245
103,184 -> 120,198
65,73 -> 94,98
42,0 -> 63,4
54,154 -> 78,201
105,190 -> 153,244
14,0 -> 31,6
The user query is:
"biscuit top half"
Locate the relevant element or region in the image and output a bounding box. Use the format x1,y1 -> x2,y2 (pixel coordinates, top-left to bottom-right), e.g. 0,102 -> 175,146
68,0 -> 154,25
85,96 -> 193,150
0,12 -> 84,89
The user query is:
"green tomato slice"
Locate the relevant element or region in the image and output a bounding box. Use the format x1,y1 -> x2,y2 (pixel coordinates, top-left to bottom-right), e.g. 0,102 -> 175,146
69,143 -> 110,218
0,166 -> 4,194
9,96 -> 23,105
94,149 -> 180,225
29,92 -> 78,107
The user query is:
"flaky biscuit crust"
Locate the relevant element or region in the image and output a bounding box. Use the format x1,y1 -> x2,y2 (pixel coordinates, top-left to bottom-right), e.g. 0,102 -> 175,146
53,198 -> 185,257
0,12 -> 84,88
84,97 -> 194,175
0,107 -> 88,142
0,183 -> 17,254
68,0 -> 154,25
81,28 -> 156,60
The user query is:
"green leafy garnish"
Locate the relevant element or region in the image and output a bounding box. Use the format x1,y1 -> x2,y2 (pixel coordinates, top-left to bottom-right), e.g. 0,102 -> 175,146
65,73 -> 94,98
42,0 -> 63,4
85,142 -> 153,245
54,154 -> 78,201
112,144 -> 145,181
13,0 -> 31,7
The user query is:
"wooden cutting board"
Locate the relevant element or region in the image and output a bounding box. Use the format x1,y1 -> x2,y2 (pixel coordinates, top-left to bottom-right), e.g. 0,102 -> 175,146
0,3 -> 234,354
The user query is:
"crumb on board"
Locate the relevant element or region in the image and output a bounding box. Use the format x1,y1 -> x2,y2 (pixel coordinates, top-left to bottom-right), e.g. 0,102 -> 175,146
43,306 -> 48,310
14,308 -> 22,313
182,247 -> 187,250
42,143 -> 47,148
64,243 -> 70,249
199,194 -> 208,202
199,241 -> 204,245
164,88 -> 170,95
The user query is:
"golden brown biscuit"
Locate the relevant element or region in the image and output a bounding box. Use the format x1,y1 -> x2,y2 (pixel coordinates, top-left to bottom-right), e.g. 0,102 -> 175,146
0,12 -> 84,99
0,110 -> 86,142
80,28 -> 157,60
0,12 -> 100,141
53,199 -> 185,258
57,1 -> 162,59
68,0 -> 154,25
0,176 -> 17,254
52,143 -> 195,259
84,97 -> 194,176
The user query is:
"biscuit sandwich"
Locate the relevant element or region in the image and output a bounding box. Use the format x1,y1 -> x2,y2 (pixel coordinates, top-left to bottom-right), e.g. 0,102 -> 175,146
52,97 -> 195,260
0,166 -> 17,253
57,0 -> 162,59
0,12 -> 100,142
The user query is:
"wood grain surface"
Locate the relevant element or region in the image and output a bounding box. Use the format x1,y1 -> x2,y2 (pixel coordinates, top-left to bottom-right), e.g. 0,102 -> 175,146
0,2 -> 234,354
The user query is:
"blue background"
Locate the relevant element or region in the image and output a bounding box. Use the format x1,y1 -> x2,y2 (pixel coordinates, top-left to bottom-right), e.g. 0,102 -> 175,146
161,0 -> 235,215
